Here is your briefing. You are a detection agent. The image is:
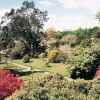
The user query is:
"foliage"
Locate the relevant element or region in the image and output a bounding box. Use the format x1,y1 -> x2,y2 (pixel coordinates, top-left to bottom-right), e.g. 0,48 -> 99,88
55,51 -> 68,63
61,27 -> 99,45
0,1 -> 48,56
88,78 -> 100,100
10,50 -> 21,59
47,50 -> 67,63
39,53 -> 46,59
59,44 -> 71,53
0,26 -> 15,51
61,35 -> 77,46
80,39 -> 92,48
23,54 -> 30,63
66,44 -> 100,79
0,70 -> 23,100
95,66 -> 100,77
7,74 -> 100,100
47,50 -> 59,63
96,32 -> 100,38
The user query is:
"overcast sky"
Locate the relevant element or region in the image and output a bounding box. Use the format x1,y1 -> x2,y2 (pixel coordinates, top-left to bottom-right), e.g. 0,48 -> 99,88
0,0 -> 100,31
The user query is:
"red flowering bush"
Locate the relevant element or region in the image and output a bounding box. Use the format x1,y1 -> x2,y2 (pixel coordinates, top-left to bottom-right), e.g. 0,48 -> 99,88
95,66 -> 100,77
0,70 -> 23,100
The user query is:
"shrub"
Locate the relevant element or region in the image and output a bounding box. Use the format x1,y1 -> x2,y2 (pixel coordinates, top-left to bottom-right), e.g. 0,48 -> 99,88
81,39 -> 92,48
39,53 -> 46,59
95,66 -> 100,77
61,35 -> 77,46
55,51 -> 68,63
23,54 -> 30,63
59,44 -> 71,53
47,50 -> 67,63
66,44 -> 100,79
0,70 -> 23,100
6,74 -> 100,100
47,50 -> 59,63
10,50 -> 21,59
88,78 -> 100,100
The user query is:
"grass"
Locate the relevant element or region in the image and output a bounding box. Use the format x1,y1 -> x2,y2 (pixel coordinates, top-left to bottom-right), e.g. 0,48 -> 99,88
0,61 -> 46,81
0,58 -> 67,80
13,58 -> 67,75
0,62 -> 25,71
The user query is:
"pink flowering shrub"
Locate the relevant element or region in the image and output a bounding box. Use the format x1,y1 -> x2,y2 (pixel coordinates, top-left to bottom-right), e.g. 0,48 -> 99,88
95,66 -> 100,77
59,44 -> 71,53
62,35 -> 77,45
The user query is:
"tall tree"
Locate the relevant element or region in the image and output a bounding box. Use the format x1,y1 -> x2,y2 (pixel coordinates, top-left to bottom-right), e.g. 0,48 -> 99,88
0,0 -> 48,56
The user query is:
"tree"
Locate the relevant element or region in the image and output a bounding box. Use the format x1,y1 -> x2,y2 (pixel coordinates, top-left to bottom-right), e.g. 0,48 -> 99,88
96,11 -> 100,23
0,0 -> 48,56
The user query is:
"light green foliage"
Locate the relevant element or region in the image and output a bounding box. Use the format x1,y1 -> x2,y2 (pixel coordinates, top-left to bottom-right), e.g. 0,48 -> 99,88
6,74 -> 100,100
88,78 -> 100,100
23,54 -> 30,63
47,50 -> 67,63
66,44 -> 100,79
81,39 -> 92,48
39,53 -> 46,59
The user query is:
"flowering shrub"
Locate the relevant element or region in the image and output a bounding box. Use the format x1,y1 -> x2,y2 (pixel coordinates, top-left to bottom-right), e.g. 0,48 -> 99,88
61,35 -> 77,46
59,44 -> 71,53
95,66 -> 100,77
47,50 -> 59,62
0,70 -> 23,100
47,50 -> 67,63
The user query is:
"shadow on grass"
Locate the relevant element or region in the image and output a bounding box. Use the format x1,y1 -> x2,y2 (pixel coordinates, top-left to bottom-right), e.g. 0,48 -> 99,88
28,60 -> 33,63
46,65 -> 52,67
0,62 -> 5,64
4,69 -> 33,76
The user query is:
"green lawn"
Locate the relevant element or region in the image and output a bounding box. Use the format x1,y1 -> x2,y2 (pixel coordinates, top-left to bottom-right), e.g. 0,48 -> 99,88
13,58 -> 67,75
0,62 -> 25,71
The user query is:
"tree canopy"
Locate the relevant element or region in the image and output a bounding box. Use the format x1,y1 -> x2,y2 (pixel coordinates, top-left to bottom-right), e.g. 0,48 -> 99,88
0,0 -> 48,56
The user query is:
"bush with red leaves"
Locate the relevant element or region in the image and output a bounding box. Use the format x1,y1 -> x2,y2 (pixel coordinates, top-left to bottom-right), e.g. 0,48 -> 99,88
95,66 -> 100,77
0,70 -> 23,100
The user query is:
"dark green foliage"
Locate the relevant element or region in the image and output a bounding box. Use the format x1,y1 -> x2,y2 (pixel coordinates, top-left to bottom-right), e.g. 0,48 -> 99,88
66,44 -> 100,79
23,54 -> 30,63
96,32 -> 100,38
7,74 -> 100,100
0,33 -> 15,51
10,50 -> 21,59
0,1 -> 48,57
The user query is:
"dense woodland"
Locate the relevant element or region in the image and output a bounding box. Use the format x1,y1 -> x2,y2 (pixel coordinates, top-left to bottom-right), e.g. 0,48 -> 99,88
0,1 -> 100,100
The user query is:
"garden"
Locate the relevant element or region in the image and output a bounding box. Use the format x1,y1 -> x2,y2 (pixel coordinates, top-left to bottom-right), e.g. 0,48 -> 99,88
0,0 -> 100,100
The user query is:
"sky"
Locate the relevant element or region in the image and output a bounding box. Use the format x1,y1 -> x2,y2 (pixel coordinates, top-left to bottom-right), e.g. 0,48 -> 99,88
0,0 -> 100,31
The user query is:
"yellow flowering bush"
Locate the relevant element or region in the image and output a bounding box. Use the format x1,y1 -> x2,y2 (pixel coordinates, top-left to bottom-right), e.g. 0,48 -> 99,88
47,50 -> 59,63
